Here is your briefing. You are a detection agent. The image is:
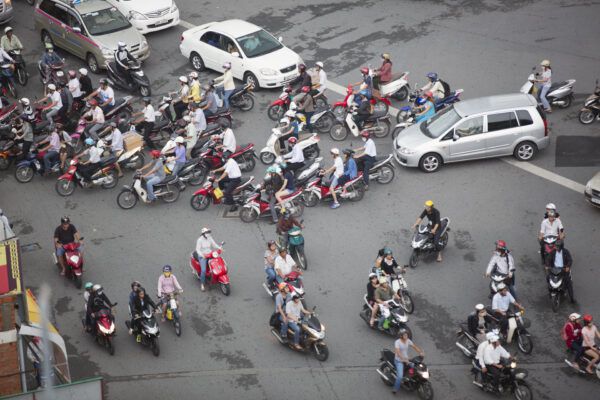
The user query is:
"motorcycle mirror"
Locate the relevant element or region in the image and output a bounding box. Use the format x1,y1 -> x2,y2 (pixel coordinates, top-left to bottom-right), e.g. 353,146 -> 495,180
79,236 -> 85,240
220,241 -> 226,246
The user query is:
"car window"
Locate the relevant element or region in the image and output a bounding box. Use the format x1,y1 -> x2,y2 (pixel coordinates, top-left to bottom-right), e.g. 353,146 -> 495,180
221,36 -> 240,55
516,110 -> 533,126
236,29 -> 283,58
80,7 -> 131,36
200,32 -> 222,48
67,12 -> 85,34
421,107 -> 461,138
487,112 -> 518,132
455,116 -> 484,137
40,1 -> 70,25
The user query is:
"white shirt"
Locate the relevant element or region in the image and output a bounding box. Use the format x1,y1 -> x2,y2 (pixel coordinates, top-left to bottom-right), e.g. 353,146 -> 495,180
143,104 -> 156,122
215,70 -> 235,91
482,344 -> 510,365
223,158 -> 241,179
476,340 -> 490,367
317,69 -> 327,93
50,91 -> 62,110
110,128 -> 123,152
364,138 -> 377,157
486,251 -> 515,276
68,78 -> 82,98
541,69 -> 552,87
492,292 -> 515,312
88,106 -> 105,123
87,146 -> 103,163
286,300 -> 303,320
540,218 -> 563,237
275,254 -> 295,276
195,234 -> 220,256
193,108 -> 207,132
333,156 -> 344,177
99,86 -> 115,106
220,128 -> 236,153
285,144 -> 304,163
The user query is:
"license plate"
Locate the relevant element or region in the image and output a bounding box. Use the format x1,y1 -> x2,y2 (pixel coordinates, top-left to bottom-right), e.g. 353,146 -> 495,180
156,19 -> 168,26
592,197 -> 600,204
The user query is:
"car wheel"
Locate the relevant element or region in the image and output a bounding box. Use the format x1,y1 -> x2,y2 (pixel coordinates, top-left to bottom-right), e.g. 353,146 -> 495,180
86,53 -> 99,74
418,153 -> 442,173
189,52 -> 205,71
244,72 -> 260,90
513,141 -> 537,161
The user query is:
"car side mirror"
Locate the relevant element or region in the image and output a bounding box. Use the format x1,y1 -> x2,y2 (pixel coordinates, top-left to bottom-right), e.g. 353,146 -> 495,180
72,27 -> 81,34
231,52 -> 240,58
278,36 -> 283,43
452,133 -> 459,141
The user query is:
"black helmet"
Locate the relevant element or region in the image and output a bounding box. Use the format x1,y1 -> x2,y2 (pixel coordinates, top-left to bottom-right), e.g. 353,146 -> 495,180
61,216 -> 70,224
298,63 -> 306,72
343,148 -> 354,156
131,280 -> 141,290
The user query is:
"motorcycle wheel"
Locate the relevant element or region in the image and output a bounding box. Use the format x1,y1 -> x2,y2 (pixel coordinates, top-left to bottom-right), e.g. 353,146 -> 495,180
8,81 -> 18,99
216,116 -> 231,128
376,165 -> 395,184
373,120 -> 391,138
220,283 -> 231,296
188,164 -> 207,186
439,232 -> 449,249
267,104 -> 284,121
295,246 -> 307,270
312,342 -> 329,361
259,152 -> 276,165
348,184 -> 365,202
290,200 -> 304,218
17,67 -> 28,86
315,114 -> 335,134
239,207 -> 258,223
513,381 -> 532,400
15,165 -> 34,183
314,97 -> 328,110
417,382 -> 434,400
409,250 -> 419,268
161,184 -> 180,203
305,145 -> 320,160
117,189 -> 138,209
240,154 -> 256,172
373,101 -> 389,115
239,94 -> 254,111
303,192 -> 319,208
329,122 -> 348,141
190,194 -> 211,211
0,157 -> 10,170
151,337 -> 160,357
393,86 -> 409,101
107,336 -> 115,356
558,95 -> 572,109
55,179 -> 76,196
551,293 -> 560,313
174,321 -> 182,337
379,364 -> 394,386
139,85 -> 151,97
458,334 -> 477,357
517,332 -> 533,355
400,290 -> 414,314
332,105 -> 345,120
101,170 -> 119,189
578,109 -> 596,125
74,275 -> 82,289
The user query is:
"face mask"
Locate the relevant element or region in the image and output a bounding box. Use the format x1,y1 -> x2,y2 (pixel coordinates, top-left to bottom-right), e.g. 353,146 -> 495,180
362,137 -> 367,142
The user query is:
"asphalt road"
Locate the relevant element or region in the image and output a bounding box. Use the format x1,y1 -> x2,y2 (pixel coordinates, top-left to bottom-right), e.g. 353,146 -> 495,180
2,1 -> 600,399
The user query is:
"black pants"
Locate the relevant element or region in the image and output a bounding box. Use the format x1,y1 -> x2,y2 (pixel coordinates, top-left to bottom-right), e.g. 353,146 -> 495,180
79,163 -> 99,181
360,155 -> 375,185
143,121 -> 155,146
219,177 -> 241,205
174,101 -> 187,120
354,114 -> 369,130
570,338 -> 584,361
287,162 -> 304,175
487,365 -> 502,388
19,140 -> 32,158
493,311 -> 509,335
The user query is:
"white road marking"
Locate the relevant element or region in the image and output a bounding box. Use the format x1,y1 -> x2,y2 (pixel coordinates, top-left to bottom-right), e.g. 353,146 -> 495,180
178,19 -> 587,195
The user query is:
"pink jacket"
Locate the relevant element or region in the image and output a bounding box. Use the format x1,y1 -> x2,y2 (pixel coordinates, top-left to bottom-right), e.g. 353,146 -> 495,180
158,275 -> 182,297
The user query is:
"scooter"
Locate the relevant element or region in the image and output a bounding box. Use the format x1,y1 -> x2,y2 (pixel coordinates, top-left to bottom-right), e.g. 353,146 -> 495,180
270,306 -> 329,361
267,85 -> 293,121
159,292 -> 182,337
292,157 -> 324,187
540,234 -> 558,265
14,143 -> 64,183
189,246 -> 231,296
259,124 -> 320,165
520,66 -> 575,108
377,352 -> 433,400
8,50 -> 27,86
83,306 -> 116,355
125,305 -> 160,357
0,64 -> 17,98
564,350 -> 600,380
408,218 -> 451,268
52,241 -> 84,288
262,270 -> 305,300
106,60 -> 151,97
471,357 -> 532,399
361,154 -> 396,184
194,140 -> 257,179
329,105 -> 391,141
116,172 -> 181,209
189,175 -> 255,211
547,267 -> 572,312
55,157 -> 119,196
239,187 -> 304,222
38,61 -> 68,88
302,171 -> 366,207
221,83 -> 255,111
359,297 -> 411,337
578,79 -> 600,124
377,71 -> 411,101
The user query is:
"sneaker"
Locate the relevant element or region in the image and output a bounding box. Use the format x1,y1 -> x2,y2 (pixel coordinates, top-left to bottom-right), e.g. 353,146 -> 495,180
136,334 -> 142,343
330,202 -> 340,209
128,328 -> 133,335
200,284 -> 206,292
281,337 -> 288,344
364,184 -> 369,191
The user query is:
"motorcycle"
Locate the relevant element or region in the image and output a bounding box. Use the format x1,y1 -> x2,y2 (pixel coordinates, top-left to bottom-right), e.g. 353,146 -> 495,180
0,63 -> 17,98
471,358 -> 532,400
302,171 -> 366,207
267,85 -> 293,121
270,306 -> 329,361
14,143 -> 64,183
125,305 -> 160,357
502,310 -> 533,355
329,104 -> 391,141
520,66 -> 575,108
83,306 -> 116,355
547,267 -> 572,312
361,154 -> 396,184
0,139 -> 20,170
116,145 -> 145,171
359,297 -> 411,337
540,234 -> 558,265
55,156 -> 119,196
160,292 -> 182,337
262,270 -> 305,301
408,218 -> 451,268
564,349 -> 600,380
455,324 -> 482,359
116,172 -> 181,209
277,225 -> 307,270
378,71 -> 411,101
398,88 -> 464,124
8,50 -> 27,86
189,246 -> 231,296
368,270 -> 414,314
377,352 -> 433,400
239,186 -> 304,222
260,126 -> 320,165
106,60 -> 151,97
308,106 -> 337,134
52,241 -> 84,288
193,140 -> 257,181
578,79 -> 600,124
190,175 -> 255,211
221,83 -> 255,111
38,61 -> 68,88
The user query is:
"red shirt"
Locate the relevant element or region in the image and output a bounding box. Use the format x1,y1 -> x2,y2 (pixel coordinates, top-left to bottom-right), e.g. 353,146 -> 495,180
565,321 -> 582,348
379,62 -> 392,82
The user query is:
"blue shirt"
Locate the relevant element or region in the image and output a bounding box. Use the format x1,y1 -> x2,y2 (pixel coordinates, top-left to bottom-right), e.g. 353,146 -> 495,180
284,170 -> 295,191
416,101 -> 436,123
174,144 -> 186,163
290,121 -> 299,138
206,92 -> 218,113
344,158 -> 358,179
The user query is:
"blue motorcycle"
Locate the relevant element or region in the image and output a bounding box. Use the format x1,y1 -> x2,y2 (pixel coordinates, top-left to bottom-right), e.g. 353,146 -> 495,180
14,147 -> 61,183
0,63 -> 17,99
396,89 -> 464,124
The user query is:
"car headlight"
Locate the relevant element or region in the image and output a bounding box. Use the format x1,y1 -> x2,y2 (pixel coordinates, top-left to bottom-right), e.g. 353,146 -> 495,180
399,147 -> 415,155
585,182 -> 592,194
260,68 -> 278,76
129,11 -> 148,21
170,1 -> 178,12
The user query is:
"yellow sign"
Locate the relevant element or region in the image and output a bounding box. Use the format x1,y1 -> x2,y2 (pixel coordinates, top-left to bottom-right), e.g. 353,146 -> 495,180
0,239 -> 22,296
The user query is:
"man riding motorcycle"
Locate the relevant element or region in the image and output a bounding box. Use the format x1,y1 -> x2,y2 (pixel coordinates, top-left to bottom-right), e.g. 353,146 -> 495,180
545,239 -> 574,302
289,64 -> 311,94
274,247 -> 301,284
538,208 -> 565,264
276,210 -> 303,246
374,276 -> 401,329
77,138 -> 104,182
86,284 -> 115,334
114,41 -> 137,79
39,43 -> 62,83
130,288 -> 157,342
194,227 -> 222,291
481,334 -> 511,390
85,79 -> 115,114
485,240 -> 517,299
353,130 -> 377,188
138,150 -> 165,202
283,137 -> 305,175
411,200 -> 443,262
53,216 -> 82,276
1,27 -> 23,53
354,90 -> 372,129
274,283 -> 290,343
157,265 -> 183,321
491,283 -> 525,336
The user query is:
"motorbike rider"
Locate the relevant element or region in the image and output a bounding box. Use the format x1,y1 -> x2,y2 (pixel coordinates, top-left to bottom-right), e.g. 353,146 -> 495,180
67,70 -> 83,108
373,53 -> 392,98
354,90 -> 372,129
414,94 -> 435,123
321,148 -> 344,209
39,43 -> 62,83
103,122 -> 124,177
172,76 -> 190,120
187,71 -> 202,103
276,210 -> 303,247
264,240 -> 278,288
167,136 -> 187,178
201,84 -> 219,117
78,68 -> 93,97
475,332 -> 497,378
179,115 -> 198,159
86,284 -> 115,334
77,138 -> 104,182
85,79 -> 115,114
13,116 -> 33,158
132,97 -> 155,147
392,329 -> 425,395
485,240 -> 517,299
289,64 -> 311,94
264,165 -> 284,224
58,82 -> 73,121
274,247 -> 301,284
283,137 -> 304,175
36,83 -> 62,125
213,156 -> 242,212
545,239 -> 574,302
130,288 -> 157,342
467,304 -> 495,342
535,60 -> 553,113
190,101 -> 207,137
286,293 -> 312,350
295,86 -> 315,132
411,200 -> 443,262
312,61 -> 327,96
337,149 -> 357,198
538,208 -> 565,264
563,313 -> 584,362
138,150 -> 165,202
366,273 -> 380,327
157,265 -> 183,321
581,314 -> 600,373
279,111 -> 301,150
214,62 -> 235,109
353,130 -> 377,188
114,41 -> 136,79
491,283 -> 525,336
544,202 -> 562,220
420,72 -> 445,100
352,67 -> 373,99
83,99 -> 105,140
275,162 -> 295,207
374,277 -> 401,329
215,120 -> 236,158
194,227 -> 222,291
37,127 -> 62,175
83,282 -> 94,330
274,283 -> 290,343
482,334 -> 511,390
1,27 -> 23,53
128,281 -> 145,312
374,247 -> 401,278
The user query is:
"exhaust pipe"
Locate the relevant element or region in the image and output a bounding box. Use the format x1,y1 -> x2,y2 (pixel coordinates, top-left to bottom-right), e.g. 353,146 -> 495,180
376,367 -> 395,383
455,342 -> 474,357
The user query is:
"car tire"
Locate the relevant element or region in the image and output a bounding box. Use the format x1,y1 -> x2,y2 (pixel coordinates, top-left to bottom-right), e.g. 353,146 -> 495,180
418,153 -> 442,173
86,53 -> 100,74
244,72 -> 260,90
189,52 -> 205,71
513,141 -> 537,161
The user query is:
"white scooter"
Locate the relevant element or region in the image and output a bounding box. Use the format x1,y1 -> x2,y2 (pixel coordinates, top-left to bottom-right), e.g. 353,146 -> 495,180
379,71 -> 410,101
329,104 -> 391,141
116,172 -> 181,209
520,67 -> 576,108
259,121 -> 321,165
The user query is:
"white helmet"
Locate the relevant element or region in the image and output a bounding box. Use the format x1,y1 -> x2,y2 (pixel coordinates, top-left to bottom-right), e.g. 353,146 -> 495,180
47,83 -> 56,91
183,115 -> 191,122
489,334 -> 500,342
330,148 -> 340,156
201,227 -> 211,235
284,110 -> 295,118
78,68 -> 88,76
315,61 -> 324,69
475,304 -> 485,311
289,102 -> 298,111
117,41 -> 126,49
174,136 -> 184,144
279,117 -> 290,125
569,313 -> 581,321
178,76 -> 188,83
20,98 -> 30,106
485,332 -> 496,341
222,62 -> 231,70
4,26 -> 13,34
545,203 -> 556,210
96,139 -> 105,148
189,71 -> 198,79
496,282 -> 507,291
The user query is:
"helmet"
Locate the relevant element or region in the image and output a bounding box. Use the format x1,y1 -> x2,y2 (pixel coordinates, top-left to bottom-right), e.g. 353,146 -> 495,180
174,136 -> 184,144
84,282 -> 93,290
288,137 -> 298,144
142,97 -> 151,104
424,91 -> 433,98
278,283 -> 287,291
315,61 -> 324,69
218,119 -> 229,129
84,138 -> 95,146
330,147 -> 340,156
397,328 -> 409,337
162,265 -> 172,272
426,72 -> 438,81
424,200 -> 434,207
485,331 -> 496,341
475,303 -> 485,311
289,102 -> 298,111
92,284 -> 102,292
109,122 -> 117,128
189,71 -> 198,79
378,276 -> 387,285
381,53 -> 391,60
20,98 -> 30,106
68,70 -> 76,78
583,315 -> 593,323
79,68 -> 88,76
47,83 -> 56,91
284,110 -> 295,118
369,272 -> 377,279
569,313 -> 581,321
96,139 -> 105,148
150,150 -> 161,159
545,203 -> 556,211
99,78 -> 109,85
496,282 -> 507,291
222,62 -> 231,70
489,334 -> 500,342
496,240 -> 507,250
416,96 -> 427,105
298,63 -> 306,72
301,86 -> 310,93
360,66 -> 369,75
383,247 -> 392,255
131,280 -> 141,290
279,117 -> 289,125
358,89 -> 368,97
117,41 -> 126,49
279,161 -> 287,169
201,227 -> 211,235
183,115 -> 191,122
179,76 -> 188,83
360,130 -> 370,139
60,216 -> 70,224
4,26 -> 12,34
540,59 -> 551,67
266,166 -> 280,174
45,42 -> 54,50
343,148 -> 354,156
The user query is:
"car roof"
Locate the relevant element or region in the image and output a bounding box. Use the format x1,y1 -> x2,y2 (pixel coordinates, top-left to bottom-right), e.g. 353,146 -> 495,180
211,19 -> 262,38
55,0 -> 113,14
454,93 -> 537,117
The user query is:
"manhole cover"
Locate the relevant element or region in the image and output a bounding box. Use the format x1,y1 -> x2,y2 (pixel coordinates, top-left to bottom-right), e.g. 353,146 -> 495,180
21,243 -> 41,253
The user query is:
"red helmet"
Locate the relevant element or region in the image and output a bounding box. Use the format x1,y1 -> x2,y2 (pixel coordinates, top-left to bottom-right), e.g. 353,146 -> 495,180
496,240 -> 507,250
360,67 -> 369,75
301,86 -> 310,93
150,150 -> 161,159
288,137 -> 298,144
360,130 -> 370,138
425,91 -> 434,98
88,99 -> 98,106
583,314 -> 593,323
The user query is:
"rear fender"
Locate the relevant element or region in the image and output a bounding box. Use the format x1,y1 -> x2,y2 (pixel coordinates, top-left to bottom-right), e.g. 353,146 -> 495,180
192,186 -> 211,196
15,160 -> 32,168
270,98 -> 285,107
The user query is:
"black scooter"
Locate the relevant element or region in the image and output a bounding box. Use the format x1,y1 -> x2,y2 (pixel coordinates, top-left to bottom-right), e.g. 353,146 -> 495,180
107,60 -> 151,97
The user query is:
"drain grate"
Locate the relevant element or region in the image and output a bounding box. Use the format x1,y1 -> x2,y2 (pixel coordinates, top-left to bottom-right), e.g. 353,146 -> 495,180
20,243 -> 42,253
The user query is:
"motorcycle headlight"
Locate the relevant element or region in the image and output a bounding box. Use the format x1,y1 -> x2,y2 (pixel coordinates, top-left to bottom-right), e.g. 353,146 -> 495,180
510,361 -> 517,369
260,68 -> 278,76
129,11 -> 148,21
550,279 -> 562,288
420,370 -> 429,379
69,255 -> 80,264
135,70 -> 144,77
515,371 -> 527,380
147,326 -> 158,334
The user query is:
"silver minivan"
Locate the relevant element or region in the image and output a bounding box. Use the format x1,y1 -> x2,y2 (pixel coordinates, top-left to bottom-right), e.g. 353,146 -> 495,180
393,93 -> 549,172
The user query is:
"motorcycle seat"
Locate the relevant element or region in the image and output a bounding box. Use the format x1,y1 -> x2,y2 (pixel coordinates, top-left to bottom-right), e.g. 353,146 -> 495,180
549,81 -> 569,91
234,143 -> 253,153
159,175 -> 178,185
368,109 -> 388,119
34,120 -> 50,131
233,177 -> 254,194
113,97 -> 125,108
154,119 -> 169,130
382,349 -> 395,364
230,86 -> 244,96
215,107 -> 228,114
205,122 -> 220,132
99,155 -> 117,167
34,134 -> 48,143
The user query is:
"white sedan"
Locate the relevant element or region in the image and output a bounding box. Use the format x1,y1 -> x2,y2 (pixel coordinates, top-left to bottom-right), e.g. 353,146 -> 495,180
107,0 -> 180,34
179,19 -> 302,89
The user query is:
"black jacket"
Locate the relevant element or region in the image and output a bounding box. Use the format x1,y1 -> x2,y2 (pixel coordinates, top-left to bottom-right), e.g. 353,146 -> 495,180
132,296 -> 157,317
467,311 -> 494,337
80,75 -> 93,96
87,292 -> 114,315
546,248 -> 573,269
290,72 -> 312,91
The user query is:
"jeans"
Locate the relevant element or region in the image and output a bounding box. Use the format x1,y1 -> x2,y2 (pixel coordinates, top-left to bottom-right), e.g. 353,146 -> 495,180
540,85 -> 551,110
393,360 -> 405,391
269,195 -> 278,222
571,338 -> 584,361
279,314 -> 288,338
45,108 -> 60,124
199,256 -> 208,284
289,320 -> 301,345
302,111 -> 314,131
265,267 -> 276,286
362,155 -> 375,185
172,161 -> 185,176
145,175 -> 162,200
223,89 -> 235,109
43,150 -> 59,172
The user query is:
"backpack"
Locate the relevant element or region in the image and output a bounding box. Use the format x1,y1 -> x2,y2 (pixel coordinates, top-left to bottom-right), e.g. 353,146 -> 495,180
439,79 -> 451,98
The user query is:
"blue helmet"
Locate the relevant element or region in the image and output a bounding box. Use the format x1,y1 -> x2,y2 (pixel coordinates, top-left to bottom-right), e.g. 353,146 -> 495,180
416,96 -> 427,105
358,89 -> 369,97
426,72 -> 438,81
84,138 -> 95,146
162,265 -> 172,272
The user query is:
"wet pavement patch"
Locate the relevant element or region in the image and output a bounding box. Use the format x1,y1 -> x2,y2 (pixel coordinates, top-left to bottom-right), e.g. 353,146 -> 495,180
20,242 -> 42,253
411,293 -> 458,354
209,349 -> 254,369
55,296 -> 74,316
453,230 -> 475,250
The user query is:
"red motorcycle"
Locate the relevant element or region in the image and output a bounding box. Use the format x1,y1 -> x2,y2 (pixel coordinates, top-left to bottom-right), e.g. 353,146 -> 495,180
332,85 -> 390,119
190,175 -> 255,211
55,157 -> 119,196
193,139 -> 257,183
53,242 -> 84,288
302,172 -> 366,207
189,248 -> 231,296
82,306 -> 116,355
267,85 -> 293,121
239,187 -> 304,223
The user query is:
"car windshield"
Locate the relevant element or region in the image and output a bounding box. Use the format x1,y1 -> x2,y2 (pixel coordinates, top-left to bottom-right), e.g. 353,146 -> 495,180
236,29 -> 282,58
81,7 -> 131,36
420,107 -> 461,138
